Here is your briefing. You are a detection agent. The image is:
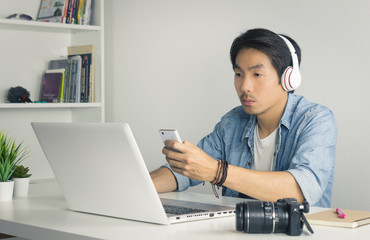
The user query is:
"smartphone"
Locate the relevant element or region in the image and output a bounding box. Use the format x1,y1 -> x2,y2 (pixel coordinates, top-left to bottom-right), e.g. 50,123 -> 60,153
159,129 -> 182,152
159,129 -> 182,143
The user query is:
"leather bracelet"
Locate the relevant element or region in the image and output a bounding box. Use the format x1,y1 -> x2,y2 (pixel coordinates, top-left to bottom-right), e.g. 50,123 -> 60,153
217,160 -> 228,187
210,160 -> 222,185
210,160 -> 229,198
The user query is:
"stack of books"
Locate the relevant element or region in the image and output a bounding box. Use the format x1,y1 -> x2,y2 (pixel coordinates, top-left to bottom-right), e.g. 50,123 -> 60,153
36,0 -> 92,25
40,45 -> 95,103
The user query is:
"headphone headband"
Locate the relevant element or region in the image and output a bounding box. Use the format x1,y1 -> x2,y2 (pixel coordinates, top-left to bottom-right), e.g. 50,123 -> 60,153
278,35 -> 301,91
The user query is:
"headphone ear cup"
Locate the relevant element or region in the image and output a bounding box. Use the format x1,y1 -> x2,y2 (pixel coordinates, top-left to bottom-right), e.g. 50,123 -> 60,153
281,66 -> 293,91
281,66 -> 301,91
279,35 -> 302,91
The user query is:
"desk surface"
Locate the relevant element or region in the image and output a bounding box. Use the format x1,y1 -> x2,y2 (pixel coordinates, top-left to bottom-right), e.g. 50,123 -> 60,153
0,180 -> 369,240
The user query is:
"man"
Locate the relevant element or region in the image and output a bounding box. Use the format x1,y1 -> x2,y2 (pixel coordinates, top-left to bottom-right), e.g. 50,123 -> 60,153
150,28 -> 337,207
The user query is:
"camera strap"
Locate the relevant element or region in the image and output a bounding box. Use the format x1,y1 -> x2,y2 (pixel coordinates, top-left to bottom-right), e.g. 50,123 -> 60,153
301,214 -> 314,234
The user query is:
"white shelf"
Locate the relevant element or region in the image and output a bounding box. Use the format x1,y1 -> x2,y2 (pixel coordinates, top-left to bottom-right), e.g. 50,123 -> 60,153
0,0 -> 105,180
0,18 -> 101,32
0,102 -> 102,109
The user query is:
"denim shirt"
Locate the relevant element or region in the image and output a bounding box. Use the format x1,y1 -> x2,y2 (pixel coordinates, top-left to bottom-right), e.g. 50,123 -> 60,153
164,93 -> 337,207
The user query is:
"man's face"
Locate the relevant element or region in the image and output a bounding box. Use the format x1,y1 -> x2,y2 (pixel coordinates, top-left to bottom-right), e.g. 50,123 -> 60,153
234,48 -> 287,118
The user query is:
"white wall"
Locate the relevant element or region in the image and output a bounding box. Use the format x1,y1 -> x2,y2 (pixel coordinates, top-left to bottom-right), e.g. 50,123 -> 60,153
105,0 -> 370,211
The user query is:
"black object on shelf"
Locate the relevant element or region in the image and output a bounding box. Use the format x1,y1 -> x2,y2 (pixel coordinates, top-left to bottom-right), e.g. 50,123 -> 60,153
7,86 -> 33,103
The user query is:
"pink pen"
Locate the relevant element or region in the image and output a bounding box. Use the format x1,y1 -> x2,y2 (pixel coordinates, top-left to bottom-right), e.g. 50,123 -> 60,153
336,208 -> 346,219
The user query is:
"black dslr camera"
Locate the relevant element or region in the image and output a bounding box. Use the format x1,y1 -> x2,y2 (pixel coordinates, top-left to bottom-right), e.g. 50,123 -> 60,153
235,198 -> 314,236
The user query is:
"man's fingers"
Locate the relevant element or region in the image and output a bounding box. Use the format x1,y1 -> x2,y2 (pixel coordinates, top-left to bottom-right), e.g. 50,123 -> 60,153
166,156 -> 185,171
164,140 -> 187,152
162,146 -> 182,159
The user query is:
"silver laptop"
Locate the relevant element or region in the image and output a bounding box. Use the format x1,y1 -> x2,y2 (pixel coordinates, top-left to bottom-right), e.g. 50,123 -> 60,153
31,122 -> 235,224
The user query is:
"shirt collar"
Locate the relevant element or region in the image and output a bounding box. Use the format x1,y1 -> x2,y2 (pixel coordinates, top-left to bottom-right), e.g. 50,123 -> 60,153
280,93 -> 296,130
241,93 -> 296,140
241,115 -> 256,141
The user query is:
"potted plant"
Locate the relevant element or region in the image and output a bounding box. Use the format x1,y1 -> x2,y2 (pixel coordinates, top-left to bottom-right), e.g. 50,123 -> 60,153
0,131 -> 28,201
12,165 -> 32,197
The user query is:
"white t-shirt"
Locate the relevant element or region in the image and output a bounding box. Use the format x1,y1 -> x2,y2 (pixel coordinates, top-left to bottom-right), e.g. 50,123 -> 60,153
252,124 -> 277,171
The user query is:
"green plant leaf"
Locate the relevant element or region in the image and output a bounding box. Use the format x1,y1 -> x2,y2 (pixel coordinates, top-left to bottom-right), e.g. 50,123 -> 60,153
0,131 -> 29,182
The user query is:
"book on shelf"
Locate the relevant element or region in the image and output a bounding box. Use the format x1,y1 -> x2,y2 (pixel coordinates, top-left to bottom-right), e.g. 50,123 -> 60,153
306,208 -> 370,228
69,55 -> 82,103
37,0 -> 93,25
68,44 -> 95,103
46,44 -> 95,103
83,0 -> 92,25
49,58 -> 70,102
37,0 -> 68,23
40,69 -> 65,103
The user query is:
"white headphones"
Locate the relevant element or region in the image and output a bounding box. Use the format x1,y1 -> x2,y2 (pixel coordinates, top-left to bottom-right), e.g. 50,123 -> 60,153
279,35 -> 301,91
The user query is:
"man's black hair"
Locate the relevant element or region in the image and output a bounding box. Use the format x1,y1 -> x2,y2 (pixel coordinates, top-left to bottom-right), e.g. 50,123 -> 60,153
230,28 -> 301,82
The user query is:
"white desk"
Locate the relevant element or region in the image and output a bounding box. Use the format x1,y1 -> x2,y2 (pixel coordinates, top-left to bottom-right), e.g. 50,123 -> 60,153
0,180 -> 369,240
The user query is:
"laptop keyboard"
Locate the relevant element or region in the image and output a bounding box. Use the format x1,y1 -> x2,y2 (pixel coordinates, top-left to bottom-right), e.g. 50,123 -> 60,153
163,205 -> 208,215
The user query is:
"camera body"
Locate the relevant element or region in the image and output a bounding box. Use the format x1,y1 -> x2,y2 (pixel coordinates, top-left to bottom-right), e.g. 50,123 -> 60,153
236,198 -> 313,236
279,198 -> 307,236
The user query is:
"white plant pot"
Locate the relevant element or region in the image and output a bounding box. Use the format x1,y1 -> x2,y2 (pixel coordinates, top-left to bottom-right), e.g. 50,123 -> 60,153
13,177 -> 30,197
0,180 -> 14,201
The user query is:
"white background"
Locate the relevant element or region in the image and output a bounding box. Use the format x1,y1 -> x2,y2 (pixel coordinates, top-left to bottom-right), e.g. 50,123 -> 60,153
105,0 -> 370,211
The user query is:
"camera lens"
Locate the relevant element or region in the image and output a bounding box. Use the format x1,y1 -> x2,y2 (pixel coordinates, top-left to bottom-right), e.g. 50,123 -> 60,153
236,201 -> 289,233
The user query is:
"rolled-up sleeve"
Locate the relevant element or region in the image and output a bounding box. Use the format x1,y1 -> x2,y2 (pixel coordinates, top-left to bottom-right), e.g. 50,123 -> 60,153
161,163 -> 191,191
287,107 -> 337,207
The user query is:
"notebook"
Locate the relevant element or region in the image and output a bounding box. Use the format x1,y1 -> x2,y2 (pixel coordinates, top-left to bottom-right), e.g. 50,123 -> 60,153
306,209 -> 370,228
31,122 -> 235,224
